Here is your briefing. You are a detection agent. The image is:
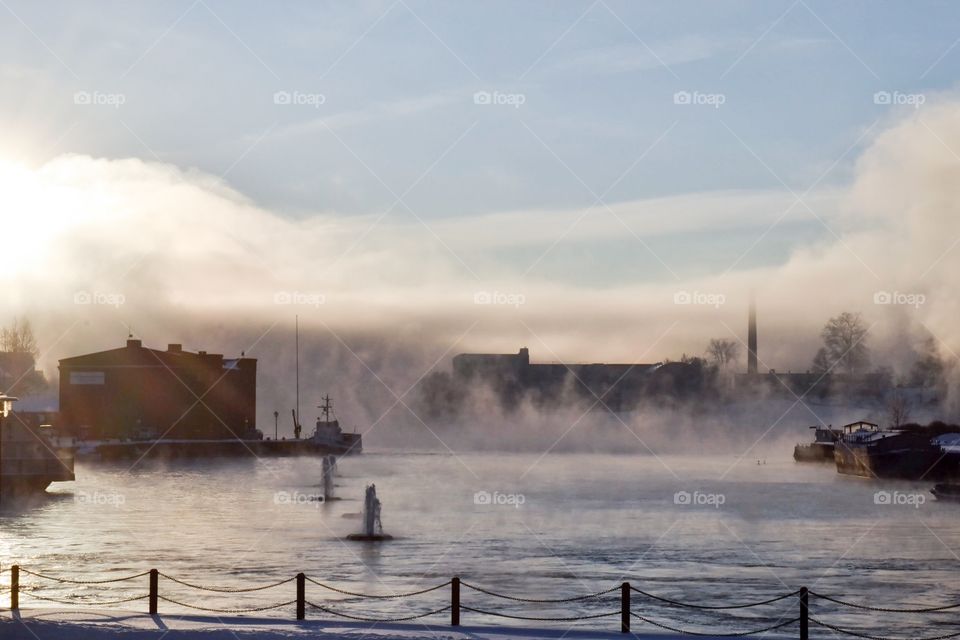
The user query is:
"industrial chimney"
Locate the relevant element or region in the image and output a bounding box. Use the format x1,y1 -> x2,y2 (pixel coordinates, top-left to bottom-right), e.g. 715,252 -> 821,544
747,296 -> 758,375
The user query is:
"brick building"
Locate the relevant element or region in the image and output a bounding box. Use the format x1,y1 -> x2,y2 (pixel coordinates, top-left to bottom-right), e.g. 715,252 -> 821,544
59,339 -> 257,441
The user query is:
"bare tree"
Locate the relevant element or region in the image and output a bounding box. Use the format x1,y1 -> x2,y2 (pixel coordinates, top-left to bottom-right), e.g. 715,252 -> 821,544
706,338 -> 740,369
1,317 -> 39,357
889,388 -> 912,428
0,317 -> 45,395
811,312 -> 870,375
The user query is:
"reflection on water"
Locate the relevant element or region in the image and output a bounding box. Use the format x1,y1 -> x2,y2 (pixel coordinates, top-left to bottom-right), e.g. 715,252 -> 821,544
1,452 -> 958,634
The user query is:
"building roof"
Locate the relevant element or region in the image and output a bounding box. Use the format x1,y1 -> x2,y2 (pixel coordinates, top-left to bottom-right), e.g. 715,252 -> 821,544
59,339 -> 255,368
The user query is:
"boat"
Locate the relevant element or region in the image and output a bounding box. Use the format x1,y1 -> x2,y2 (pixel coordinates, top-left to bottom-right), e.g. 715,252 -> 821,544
0,395 -> 75,499
310,395 -> 362,454
931,483 -> 960,502
833,420 -> 955,480
794,425 -> 842,462
75,394 -> 361,462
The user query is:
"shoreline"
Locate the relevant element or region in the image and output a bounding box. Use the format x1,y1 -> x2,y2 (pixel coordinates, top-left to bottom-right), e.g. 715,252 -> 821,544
1,609 -> 781,640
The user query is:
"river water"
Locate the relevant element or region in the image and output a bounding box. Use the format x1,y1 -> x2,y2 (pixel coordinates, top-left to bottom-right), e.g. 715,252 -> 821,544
1,451 -> 959,636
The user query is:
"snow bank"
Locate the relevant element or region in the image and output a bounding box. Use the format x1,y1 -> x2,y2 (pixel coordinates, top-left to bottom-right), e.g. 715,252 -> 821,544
0,608 -> 788,640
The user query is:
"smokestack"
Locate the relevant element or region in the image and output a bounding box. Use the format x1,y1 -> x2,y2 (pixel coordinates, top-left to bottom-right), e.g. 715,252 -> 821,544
747,295 -> 758,375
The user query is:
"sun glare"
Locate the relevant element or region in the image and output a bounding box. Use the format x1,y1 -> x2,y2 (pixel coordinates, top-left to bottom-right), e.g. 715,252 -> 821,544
0,157 -> 82,276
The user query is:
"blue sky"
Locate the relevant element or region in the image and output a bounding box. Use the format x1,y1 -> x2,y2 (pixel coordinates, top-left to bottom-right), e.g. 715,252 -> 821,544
1,1 -> 959,291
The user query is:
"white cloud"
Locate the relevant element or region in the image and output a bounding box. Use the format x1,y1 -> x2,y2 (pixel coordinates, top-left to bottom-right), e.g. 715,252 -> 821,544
6,100 -> 960,402
266,90 -> 464,140
549,35 -> 736,75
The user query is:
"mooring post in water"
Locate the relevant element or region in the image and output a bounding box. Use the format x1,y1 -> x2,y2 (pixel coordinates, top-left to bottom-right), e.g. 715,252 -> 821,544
800,586 -> 808,640
296,572 -> 306,620
451,576 -> 460,626
149,569 -> 158,615
621,582 -> 630,633
10,565 -> 19,610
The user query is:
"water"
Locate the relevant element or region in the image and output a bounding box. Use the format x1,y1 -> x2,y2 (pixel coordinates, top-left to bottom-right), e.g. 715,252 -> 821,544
2,451 -> 959,635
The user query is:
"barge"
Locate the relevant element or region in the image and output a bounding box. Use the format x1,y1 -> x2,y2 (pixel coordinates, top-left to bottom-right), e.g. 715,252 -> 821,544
833,420 -> 959,480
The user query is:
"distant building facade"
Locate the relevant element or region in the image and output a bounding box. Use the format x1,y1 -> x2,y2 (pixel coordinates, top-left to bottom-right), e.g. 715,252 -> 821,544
733,370 -> 891,400
59,339 -> 257,440
450,347 -> 710,411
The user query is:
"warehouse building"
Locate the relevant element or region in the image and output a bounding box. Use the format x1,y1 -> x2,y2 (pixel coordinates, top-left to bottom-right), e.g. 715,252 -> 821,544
59,339 -> 257,441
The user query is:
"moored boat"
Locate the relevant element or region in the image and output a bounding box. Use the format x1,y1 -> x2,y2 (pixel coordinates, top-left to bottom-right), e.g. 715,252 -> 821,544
0,395 -> 75,499
794,425 -> 842,462
834,421 -> 957,480
931,483 -> 960,502
74,394 -> 361,462
310,395 -> 362,454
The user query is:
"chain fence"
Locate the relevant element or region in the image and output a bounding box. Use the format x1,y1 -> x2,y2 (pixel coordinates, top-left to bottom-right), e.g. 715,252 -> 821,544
3,565 -> 958,638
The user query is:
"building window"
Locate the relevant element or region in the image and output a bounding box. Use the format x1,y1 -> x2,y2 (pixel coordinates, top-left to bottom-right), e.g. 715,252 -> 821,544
69,371 -> 105,385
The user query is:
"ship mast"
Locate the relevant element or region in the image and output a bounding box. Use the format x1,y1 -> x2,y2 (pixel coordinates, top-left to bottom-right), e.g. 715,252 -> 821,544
319,395 -> 333,423
295,315 -> 300,431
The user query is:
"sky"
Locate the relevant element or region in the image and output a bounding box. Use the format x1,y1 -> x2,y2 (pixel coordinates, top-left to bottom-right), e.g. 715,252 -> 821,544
3,1 -> 960,415
2,2 -> 957,262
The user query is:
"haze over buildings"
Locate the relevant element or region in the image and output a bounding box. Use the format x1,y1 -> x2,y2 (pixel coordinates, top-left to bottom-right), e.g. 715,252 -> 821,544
3,2 -> 960,430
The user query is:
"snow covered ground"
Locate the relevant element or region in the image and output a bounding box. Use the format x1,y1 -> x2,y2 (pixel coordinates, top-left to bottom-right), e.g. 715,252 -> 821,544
0,609 -> 794,640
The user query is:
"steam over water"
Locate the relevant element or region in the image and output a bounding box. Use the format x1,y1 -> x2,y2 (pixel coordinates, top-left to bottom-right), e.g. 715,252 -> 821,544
2,452 -> 959,635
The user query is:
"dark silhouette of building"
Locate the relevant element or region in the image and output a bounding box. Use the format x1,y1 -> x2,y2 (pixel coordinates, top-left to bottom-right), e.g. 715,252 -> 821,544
451,347 -> 709,411
0,351 -> 45,396
59,339 -> 257,441
747,297 -> 758,375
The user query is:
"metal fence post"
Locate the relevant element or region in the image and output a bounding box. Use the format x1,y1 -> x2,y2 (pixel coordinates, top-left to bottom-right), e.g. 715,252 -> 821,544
800,586 -> 808,640
451,577 -> 460,626
10,565 -> 18,610
621,582 -> 630,633
296,573 -> 305,620
149,569 -> 158,615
